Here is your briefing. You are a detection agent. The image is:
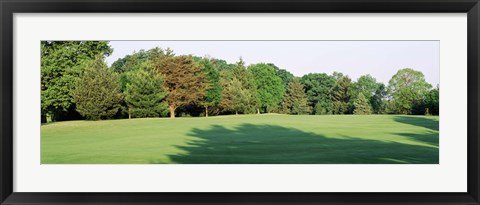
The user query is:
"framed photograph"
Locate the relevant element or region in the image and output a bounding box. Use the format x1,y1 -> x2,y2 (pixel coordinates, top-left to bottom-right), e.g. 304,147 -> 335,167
1,0 -> 479,204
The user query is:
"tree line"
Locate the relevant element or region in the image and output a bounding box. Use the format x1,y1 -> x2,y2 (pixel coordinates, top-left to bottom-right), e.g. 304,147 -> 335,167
41,41 -> 439,122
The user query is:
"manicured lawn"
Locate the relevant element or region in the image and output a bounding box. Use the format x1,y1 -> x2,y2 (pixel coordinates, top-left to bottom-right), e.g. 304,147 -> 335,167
41,114 -> 439,164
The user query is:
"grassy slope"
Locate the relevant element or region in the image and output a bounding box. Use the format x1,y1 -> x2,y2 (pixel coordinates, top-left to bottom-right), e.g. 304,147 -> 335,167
41,114 -> 439,164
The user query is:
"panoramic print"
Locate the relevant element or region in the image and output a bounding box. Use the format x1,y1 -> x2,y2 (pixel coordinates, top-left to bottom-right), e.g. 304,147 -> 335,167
41,41 -> 439,164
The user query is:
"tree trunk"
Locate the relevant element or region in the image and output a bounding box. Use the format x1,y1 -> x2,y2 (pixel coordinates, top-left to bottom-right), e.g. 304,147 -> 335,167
257,108 -> 260,114
205,106 -> 209,117
236,111 -> 238,115
169,106 -> 176,118
128,108 -> 131,119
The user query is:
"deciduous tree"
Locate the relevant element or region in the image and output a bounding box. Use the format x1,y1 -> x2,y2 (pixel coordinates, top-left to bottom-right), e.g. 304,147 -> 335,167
388,68 -> 432,114
300,73 -> 336,115
41,41 -> 112,121
152,55 -> 209,118
249,63 -> 285,113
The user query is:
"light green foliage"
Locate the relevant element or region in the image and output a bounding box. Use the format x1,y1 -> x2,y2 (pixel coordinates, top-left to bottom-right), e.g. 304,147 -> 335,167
222,77 -> 253,114
125,68 -> 168,118
300,73 -> 336,115
72,56 -> 123,120
282,78 -> 310,115
352,75 -> 386,114
42,115 -> 439,164
41,41 -> 112,121
353,93 -> 372,115
219,59 -> 258,114
388,68 -> 432,114
248,63 -> 285,113
233,59 -> 260,113
352,75 -> 379,99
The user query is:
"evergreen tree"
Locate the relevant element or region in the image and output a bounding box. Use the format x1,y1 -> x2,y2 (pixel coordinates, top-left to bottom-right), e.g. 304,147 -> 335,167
124,68 -> 168,118
282,78 -> 310,115
221,77 -> 251,114
72,56 -> 123,120
332,73 -> 353,114
353,93 -> 372,115
234,59 -> 260,114
195,57 -> 222,117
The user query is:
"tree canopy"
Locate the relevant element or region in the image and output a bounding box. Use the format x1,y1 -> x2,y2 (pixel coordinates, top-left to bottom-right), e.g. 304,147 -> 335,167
151,55 -> 210,118
72,56 -> 123,120
41,41 -> 113,121
249,63 -> 286,113
124,68 -> 168,118
282,78 -> 310,115
42,43 -> 439,121
388,68 -> 432,114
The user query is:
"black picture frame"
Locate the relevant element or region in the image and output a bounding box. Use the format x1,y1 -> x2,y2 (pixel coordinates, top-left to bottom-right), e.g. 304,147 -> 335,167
1,0 -> 479,204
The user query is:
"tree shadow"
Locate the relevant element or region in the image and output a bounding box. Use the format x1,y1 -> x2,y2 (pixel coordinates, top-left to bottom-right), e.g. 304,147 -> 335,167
160,123 -> 438,164
393,132 -> 439,149
393,116 -> 439,131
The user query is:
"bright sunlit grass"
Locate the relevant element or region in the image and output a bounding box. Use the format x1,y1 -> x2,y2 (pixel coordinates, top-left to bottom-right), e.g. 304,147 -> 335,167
41,114 -> 439,164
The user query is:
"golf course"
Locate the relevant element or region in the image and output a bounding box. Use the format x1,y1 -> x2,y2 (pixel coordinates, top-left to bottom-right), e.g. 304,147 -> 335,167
41,114 -> 439,164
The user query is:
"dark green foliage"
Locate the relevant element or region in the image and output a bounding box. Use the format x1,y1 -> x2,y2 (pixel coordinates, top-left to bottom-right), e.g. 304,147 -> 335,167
41,41 -> 113,121
268,63 -> 295,90
72,57 -> 123,120
194,57 -> 223,117
388,68 -> 432,114
353,93 -> 372,115
125,69 -> 168,118
111,47 -> 174,73
371,83 -> 388,114
425,86 -> 439,115
282,78 -> 310,115
248,63 -> 286,113
332,73 -> 353,114
300,73 -> 336,115
215,59 -> 237,71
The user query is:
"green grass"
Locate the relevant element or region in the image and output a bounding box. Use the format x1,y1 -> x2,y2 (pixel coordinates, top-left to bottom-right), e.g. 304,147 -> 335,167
41,114 -> 439,164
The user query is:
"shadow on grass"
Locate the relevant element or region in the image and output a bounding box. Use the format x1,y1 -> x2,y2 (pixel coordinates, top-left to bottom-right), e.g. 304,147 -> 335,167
393,116 -> 439,131
160,123 -> 438,164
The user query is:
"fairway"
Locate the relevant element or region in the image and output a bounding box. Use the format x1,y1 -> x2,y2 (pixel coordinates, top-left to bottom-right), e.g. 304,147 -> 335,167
41,114 -> 439,164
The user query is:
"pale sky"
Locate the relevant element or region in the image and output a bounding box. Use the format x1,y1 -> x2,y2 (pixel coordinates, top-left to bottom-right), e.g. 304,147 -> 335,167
106,41 -> 439,86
